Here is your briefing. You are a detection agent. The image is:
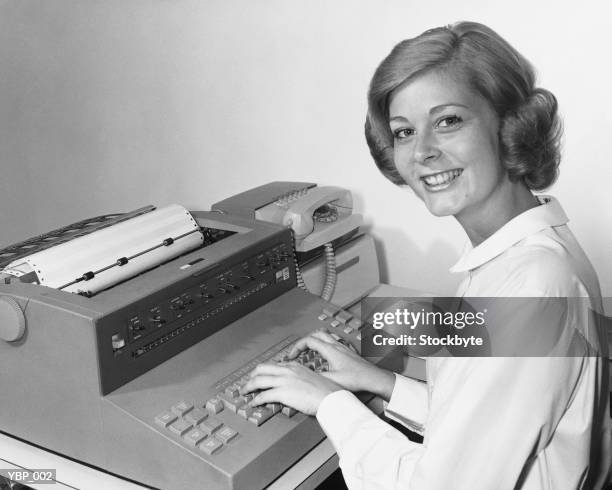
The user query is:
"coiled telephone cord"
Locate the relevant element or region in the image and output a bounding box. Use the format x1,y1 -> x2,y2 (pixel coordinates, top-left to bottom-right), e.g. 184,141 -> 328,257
320,242 -> 336,302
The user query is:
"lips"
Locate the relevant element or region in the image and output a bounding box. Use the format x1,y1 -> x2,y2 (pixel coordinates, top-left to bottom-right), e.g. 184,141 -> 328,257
420,169 -> 463,190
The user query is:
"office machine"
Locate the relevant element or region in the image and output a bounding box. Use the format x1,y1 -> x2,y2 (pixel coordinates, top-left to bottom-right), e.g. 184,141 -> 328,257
213,182 -> 377,305
0,197 -> 386,490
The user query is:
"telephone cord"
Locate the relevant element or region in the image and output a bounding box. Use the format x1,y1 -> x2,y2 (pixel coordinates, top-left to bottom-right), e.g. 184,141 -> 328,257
291,232 -> 308,291
321,242 -> 337,302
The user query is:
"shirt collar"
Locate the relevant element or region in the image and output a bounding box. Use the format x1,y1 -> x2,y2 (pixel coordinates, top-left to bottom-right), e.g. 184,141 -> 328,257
450,195 -> 569,273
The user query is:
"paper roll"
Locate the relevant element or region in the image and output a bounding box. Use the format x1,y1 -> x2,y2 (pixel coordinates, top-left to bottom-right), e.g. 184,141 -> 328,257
4,204 -> 203,295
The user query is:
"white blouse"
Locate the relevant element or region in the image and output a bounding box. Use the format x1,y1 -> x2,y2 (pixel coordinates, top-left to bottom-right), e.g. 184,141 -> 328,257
316,196 -> 611,489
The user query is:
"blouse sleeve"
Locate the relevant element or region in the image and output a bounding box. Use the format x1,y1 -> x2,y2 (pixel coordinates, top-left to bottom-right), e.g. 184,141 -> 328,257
316,355 -> 585,490
384,373 -> 429,435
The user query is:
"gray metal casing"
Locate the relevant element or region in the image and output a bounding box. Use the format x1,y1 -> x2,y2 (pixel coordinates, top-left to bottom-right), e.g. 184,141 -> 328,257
0,211 -> 384,489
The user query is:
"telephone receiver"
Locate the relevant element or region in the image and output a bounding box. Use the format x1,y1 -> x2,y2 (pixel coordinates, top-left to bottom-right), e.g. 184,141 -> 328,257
278,186 -> 363,252
211,182 -> 363,252
212,182 -> 364,302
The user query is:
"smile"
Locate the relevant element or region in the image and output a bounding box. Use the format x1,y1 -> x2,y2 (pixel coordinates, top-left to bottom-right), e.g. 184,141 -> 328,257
420,169 -> 463,191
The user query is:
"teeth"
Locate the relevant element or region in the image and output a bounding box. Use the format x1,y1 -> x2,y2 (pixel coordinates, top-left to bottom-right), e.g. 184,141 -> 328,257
422,169 -> 462,187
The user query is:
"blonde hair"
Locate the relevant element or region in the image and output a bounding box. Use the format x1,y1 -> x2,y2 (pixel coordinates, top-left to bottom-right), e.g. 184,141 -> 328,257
366,21 -> 562,190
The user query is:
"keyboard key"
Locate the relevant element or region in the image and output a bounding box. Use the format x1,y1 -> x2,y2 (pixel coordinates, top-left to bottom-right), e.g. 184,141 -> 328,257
199,437 -> 223,455
225,384 -> 240,398
322,306 -> 340,317
329,320 -> 340,328
155,411 -> 178,428
348,318 -> 363,330
216,426 -> 238,443
267,403 -> 281,414
171,400 -> 193,416
183,428 -> 207,447
343,326 -> 354,335
218,393 -> 247,413
248,406 -> 275,426
335,310 -> 352,324
184,408 -> 208,425
200,417 -> 223,435
281,405 -> 297,417
237,405 -> 254,419
206,397 -> 224,414
317,313 -> 328,321
169,419 -> 193,436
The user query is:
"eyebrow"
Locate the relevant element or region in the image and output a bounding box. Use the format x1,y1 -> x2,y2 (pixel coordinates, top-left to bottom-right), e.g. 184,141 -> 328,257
389,103 -> 469,123
430,103 -> 469,114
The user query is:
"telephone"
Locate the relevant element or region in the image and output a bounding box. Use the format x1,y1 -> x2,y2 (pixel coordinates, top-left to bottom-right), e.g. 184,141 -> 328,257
212,182 -> 364,301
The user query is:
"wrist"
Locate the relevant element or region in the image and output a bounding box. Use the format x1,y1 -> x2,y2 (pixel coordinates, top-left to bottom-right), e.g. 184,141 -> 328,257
369,368 -> 396,401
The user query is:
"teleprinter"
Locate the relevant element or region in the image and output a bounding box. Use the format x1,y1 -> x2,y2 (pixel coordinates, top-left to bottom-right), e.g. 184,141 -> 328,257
0,183 -> 388,490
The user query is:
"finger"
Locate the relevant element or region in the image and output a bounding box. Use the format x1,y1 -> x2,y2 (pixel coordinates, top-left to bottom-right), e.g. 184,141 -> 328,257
249,362 -> 292,378
310,329 -> 340,344
275,360 -> 302,369
288,336 -> 335,359
286,336 -> 313,359
288,330 -> 335,357
250,388 -> 284,407
241,374 -> 284,394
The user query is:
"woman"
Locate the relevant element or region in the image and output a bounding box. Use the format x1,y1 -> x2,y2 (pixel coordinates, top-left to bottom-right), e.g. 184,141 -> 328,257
242,22 -> 611,489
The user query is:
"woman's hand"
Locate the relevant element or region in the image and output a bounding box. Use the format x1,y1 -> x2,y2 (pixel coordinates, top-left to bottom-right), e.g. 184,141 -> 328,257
240,330 -> 397,416
286,329 -> 396,400
240,362 -> 342,416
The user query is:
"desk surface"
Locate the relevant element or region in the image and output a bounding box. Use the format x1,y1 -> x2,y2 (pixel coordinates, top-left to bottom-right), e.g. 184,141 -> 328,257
0,420 -> 338,490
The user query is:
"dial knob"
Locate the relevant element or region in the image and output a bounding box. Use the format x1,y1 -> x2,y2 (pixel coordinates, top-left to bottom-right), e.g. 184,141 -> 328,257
0,296 -> 26,342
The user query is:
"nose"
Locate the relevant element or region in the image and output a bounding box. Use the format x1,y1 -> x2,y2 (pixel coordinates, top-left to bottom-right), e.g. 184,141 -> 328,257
413,129 -> 440,164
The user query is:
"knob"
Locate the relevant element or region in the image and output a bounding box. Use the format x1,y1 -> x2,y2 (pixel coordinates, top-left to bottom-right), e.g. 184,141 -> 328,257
111,334 -> 126,350
0,296 -> 26,342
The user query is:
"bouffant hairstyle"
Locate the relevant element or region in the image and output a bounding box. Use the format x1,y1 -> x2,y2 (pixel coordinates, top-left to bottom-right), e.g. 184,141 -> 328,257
365,21 -> 562,190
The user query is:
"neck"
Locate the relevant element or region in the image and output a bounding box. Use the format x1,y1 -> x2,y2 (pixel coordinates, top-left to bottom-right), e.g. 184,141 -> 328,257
456,180 -> 538,246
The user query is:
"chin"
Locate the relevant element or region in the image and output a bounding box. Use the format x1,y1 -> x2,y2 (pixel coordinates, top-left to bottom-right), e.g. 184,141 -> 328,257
426,206 -> 455,217
422,197 -> 462,217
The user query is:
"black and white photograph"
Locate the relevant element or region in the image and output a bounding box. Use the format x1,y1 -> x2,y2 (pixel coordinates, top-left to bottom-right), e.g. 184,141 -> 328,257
0,1 -> 611,489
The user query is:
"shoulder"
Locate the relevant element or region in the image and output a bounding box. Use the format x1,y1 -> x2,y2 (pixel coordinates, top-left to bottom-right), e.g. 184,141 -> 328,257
480,228 -> 593,297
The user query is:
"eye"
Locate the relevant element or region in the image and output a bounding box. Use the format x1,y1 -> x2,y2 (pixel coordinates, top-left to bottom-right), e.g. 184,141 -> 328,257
436,115 -> 463,129
393,127 -> 415,140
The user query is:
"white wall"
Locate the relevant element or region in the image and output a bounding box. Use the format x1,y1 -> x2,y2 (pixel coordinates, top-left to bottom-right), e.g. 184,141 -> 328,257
1,0 -> 611,306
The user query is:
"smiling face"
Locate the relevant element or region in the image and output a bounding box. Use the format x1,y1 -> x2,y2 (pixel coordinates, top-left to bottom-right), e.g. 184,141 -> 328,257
389,70 -> 507,219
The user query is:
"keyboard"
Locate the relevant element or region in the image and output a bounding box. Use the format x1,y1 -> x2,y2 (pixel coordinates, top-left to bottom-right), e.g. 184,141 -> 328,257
152,303 -> 366,458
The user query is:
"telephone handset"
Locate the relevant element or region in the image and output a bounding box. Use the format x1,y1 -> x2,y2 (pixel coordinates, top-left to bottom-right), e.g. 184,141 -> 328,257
212,182 -> 364,301
256,185 -> 363,252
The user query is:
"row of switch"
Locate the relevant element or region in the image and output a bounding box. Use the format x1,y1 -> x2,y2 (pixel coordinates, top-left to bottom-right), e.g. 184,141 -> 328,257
132,281 -> 270,358
317,306 -> 364,340
126,245 -> 291,344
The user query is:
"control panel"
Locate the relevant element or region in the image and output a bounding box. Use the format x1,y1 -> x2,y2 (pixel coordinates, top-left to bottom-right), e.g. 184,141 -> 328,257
97,231 -> 295,395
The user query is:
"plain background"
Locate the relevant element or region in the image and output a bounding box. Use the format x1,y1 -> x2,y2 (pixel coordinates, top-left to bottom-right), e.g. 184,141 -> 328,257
1,0 -> 611,311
